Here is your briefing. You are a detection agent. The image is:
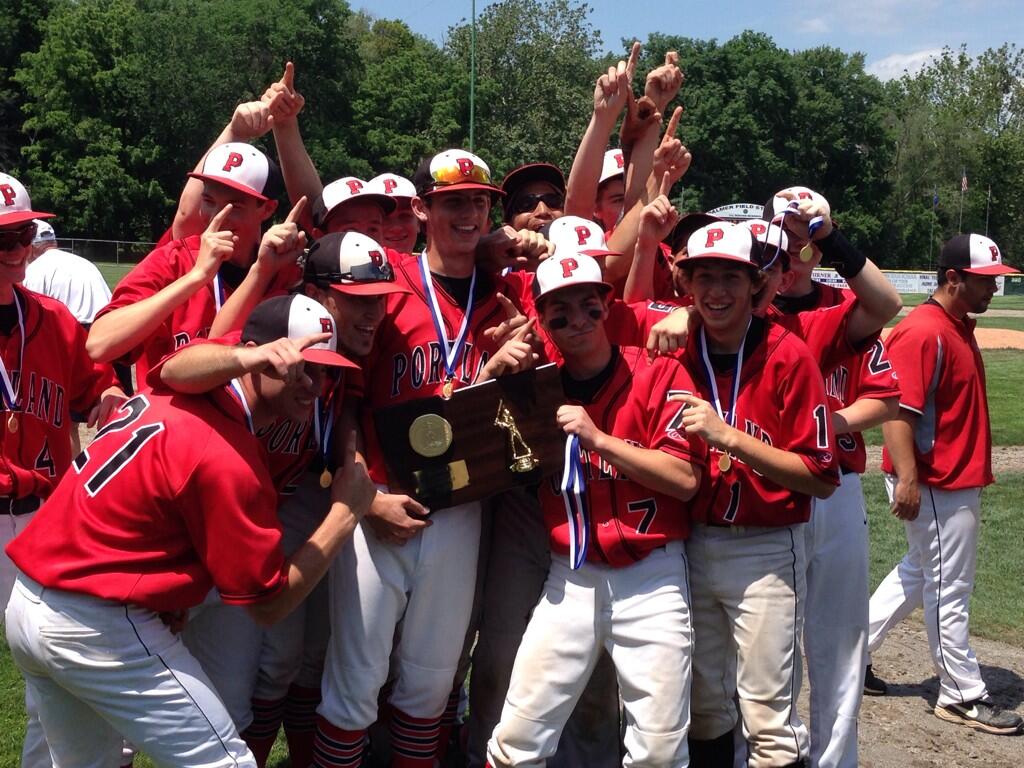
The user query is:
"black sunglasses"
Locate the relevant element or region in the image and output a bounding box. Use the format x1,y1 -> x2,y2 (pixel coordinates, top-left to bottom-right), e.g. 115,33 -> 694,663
308,259 -> 395,285
510,192 -> 565,215
0,223 -> 37,252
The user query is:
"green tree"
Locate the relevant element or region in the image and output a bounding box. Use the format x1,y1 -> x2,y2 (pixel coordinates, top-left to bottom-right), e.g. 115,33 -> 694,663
0,0 -> 52,170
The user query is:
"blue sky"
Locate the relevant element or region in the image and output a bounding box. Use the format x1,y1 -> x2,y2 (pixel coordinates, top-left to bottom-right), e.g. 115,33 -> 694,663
355,0 -> 1020,80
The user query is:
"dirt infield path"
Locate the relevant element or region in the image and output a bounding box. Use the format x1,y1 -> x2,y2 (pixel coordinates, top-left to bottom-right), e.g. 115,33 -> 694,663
832,620 -> 1024,767
882,326 -> 1024,349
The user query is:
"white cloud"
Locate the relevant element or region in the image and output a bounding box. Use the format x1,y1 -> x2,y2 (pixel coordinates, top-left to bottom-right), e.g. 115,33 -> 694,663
866,48 -> 943,80
797,17 -> 829,34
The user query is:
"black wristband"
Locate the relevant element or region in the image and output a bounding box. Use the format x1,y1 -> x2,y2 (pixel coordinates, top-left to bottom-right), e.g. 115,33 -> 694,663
818,227 -> 866,279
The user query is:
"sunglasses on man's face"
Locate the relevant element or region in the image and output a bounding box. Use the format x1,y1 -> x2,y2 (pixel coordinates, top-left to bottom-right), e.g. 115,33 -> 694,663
0,224 -> 37,252
510,192 -> 565,215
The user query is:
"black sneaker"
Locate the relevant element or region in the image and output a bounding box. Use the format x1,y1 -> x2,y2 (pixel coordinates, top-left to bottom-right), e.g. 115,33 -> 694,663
934,698 -> 1024,735
863,665 -> 888,696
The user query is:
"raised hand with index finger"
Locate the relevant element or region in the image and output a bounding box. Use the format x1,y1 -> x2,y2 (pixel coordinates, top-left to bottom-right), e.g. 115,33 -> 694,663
257,196 -> 308,272
653,107 -> 692,187
193,204 -> 238,282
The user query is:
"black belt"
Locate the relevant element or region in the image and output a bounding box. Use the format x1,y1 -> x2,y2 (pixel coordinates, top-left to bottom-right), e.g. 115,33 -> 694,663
4,496 -> 42,516
840,465 -> 858,476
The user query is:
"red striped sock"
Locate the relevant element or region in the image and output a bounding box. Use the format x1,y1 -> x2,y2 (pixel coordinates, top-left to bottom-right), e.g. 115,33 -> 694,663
244,696 -> 287,767
283,684 -> 322,768
313,716 -> 366,768
435,684 -> 462,761
390,707 -> 441,768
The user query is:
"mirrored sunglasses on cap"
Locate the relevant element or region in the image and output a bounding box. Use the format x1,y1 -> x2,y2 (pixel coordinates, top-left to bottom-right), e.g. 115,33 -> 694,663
0,222 -> 38,251
431,160 -> 493,187
313,259 -> 395,286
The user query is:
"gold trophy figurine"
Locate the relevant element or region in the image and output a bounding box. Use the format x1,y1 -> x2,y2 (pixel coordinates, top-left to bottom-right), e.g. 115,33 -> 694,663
494,399 -> 539,473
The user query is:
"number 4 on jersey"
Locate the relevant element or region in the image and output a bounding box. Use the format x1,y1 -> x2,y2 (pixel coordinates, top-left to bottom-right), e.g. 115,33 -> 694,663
73,395 -> 165,497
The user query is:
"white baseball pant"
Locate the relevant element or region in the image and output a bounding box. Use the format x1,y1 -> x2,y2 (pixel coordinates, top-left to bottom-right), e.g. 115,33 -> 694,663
487,541 -> 692,768
6,574 -> 255,768
868,479 -> 987,707
687,524 -> 808,768
468,488 -> 620,768
802,472 -> 868,768
318,497 -> 482,728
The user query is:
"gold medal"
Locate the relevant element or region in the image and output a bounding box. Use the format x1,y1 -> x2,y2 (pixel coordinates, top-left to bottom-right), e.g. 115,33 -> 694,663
718,452 -> 732,473
442,378 -> 454,399
799,243 -> 814,263
408,413 -> 453,458
320,468 -> 332,489
7,412 -> 17,433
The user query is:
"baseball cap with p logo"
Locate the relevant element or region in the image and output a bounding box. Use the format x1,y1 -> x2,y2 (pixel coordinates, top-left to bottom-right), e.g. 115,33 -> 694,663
304,232 -> 411,296
939,234 -> 1020,276
188,142 -> 280,203
532,248 -> 613,305
242,294 -> 359,369
313,177 -> 398,228
414,149 -> 504,197
685,222 -> 764,269
0,173 -> 54,228
369,173 -> 416,200
544,216 -> 620,258
599,149 -> 625,186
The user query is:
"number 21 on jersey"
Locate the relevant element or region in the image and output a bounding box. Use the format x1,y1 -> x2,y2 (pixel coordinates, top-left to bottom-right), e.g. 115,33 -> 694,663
73,395 -> 165,497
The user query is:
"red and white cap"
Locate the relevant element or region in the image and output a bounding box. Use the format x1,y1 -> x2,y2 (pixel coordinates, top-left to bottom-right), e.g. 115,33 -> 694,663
743,218 -> 789,253
242,294 -> 358,369
599,149 -> 625,185
314,176 -> 397,227
686,222 -> 762,268
416,149 -> 503,197
0,173 -> 54,228
533,251 -> 613,304
545,215 -> 620,258
188,142 -> 276,202
369,173 -> 416,200
304,232 -> 411,296
939,234 -> 1019,276
763,185 -> 830,222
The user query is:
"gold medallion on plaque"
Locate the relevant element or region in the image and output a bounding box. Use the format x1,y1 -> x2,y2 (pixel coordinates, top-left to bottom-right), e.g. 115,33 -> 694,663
409,413 -> 454,458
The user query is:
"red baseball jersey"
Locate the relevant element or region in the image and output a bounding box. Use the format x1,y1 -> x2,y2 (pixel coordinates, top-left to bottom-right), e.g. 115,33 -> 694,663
144,334 -> 361,495
881,300 -> 993,489
540,346 -> 706,566
682,318 -> 839,527
361,254 -> 521,484
7,387 -> 287,613
1,287 -> 115,500
796,283 -> 900,473
764,297 -> 862,372
97,236 -> 298,382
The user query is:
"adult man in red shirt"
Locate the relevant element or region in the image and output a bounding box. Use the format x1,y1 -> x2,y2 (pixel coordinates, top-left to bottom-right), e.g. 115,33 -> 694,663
866,234 -> 1023,735
5,294 -> 373,767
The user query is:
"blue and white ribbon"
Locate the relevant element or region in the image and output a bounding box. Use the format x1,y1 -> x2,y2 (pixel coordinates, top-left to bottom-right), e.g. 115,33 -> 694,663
417,250 -> 476,387
228,377 -> 255,434
560,434 -> 589,569
313,395 -> 335,469
213,271 -> 227,313
697,317 -> 751,433
0,289 -> 25,413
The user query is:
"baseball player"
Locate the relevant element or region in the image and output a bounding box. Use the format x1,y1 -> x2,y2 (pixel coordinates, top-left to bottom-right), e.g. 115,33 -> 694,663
486,250 -> 705,768
370,174 -> 420,254
154,231 -> 409,767
23,220 -> 112,327
313,149 -> 533,768
87,142 -> 300,382
865,234 -> 1023,735
0,173 -> 124,768
5,294 -> 371,768
771,227 -> 900,768
676,222 -> 839,767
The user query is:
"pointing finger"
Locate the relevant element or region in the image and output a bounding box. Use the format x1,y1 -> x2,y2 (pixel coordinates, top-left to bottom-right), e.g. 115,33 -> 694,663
285,196 -> 307,225
658,171 -> 672,199
208,204 -> 233,232
625,41 -> 641,83
280,61 -> 295,91
495,292 -> 520,320
663,106 -> 683,142
296,331 -> 332,350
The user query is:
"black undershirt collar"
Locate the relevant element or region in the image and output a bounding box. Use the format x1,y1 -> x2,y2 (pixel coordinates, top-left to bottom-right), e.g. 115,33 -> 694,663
562,346 -> 620,404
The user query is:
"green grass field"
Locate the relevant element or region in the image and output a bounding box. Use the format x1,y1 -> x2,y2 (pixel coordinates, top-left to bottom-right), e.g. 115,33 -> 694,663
899,293 -> 1024,310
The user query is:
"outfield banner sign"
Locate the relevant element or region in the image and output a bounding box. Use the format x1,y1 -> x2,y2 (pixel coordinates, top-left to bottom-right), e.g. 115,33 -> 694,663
813,268 -> 1005,296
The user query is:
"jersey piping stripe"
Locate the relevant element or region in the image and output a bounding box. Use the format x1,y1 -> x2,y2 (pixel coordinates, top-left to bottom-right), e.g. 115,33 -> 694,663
123,607 -> 238,762
898,403 -> 925,416
929,485 -> 966,703
785,525 -> 802,758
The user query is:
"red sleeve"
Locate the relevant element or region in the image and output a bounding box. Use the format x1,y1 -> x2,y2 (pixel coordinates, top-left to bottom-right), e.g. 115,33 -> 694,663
791,299 -> 867,371
143,332 -> 242,390
852,338 -> 901,401
68,313 -> 117,413
779,348 -> 840,485
645,358 -> 707,467
179,434 -> 287,604
883,324 -> 937,416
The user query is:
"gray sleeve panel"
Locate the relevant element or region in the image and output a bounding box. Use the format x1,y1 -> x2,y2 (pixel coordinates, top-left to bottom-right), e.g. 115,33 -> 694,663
914,334 -> 943,455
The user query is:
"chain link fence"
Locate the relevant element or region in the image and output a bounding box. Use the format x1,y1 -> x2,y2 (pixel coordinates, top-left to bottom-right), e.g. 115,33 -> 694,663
56,238 -> 155,265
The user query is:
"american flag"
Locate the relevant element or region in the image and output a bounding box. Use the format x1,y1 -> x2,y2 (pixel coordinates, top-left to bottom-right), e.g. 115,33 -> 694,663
961,170 -> 968,192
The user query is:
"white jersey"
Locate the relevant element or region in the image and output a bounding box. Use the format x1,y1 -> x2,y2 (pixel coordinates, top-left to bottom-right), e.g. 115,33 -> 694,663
23,247 -> 111,325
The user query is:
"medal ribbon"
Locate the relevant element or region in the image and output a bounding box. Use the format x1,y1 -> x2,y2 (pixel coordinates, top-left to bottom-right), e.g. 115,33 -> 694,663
212,272 -> 226,313
417,251 -> 477,388
0,290 -> 25,413
698,317 -> 751,457
227,378 -> 255,434
559,434 -> 589,570
313,394 -> 335,471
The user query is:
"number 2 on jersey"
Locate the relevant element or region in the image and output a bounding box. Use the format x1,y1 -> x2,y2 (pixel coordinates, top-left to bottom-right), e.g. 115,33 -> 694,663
73,395 -> 165,497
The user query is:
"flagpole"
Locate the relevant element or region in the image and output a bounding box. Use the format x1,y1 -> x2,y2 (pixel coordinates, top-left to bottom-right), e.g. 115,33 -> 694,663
985,185 -> 991,236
